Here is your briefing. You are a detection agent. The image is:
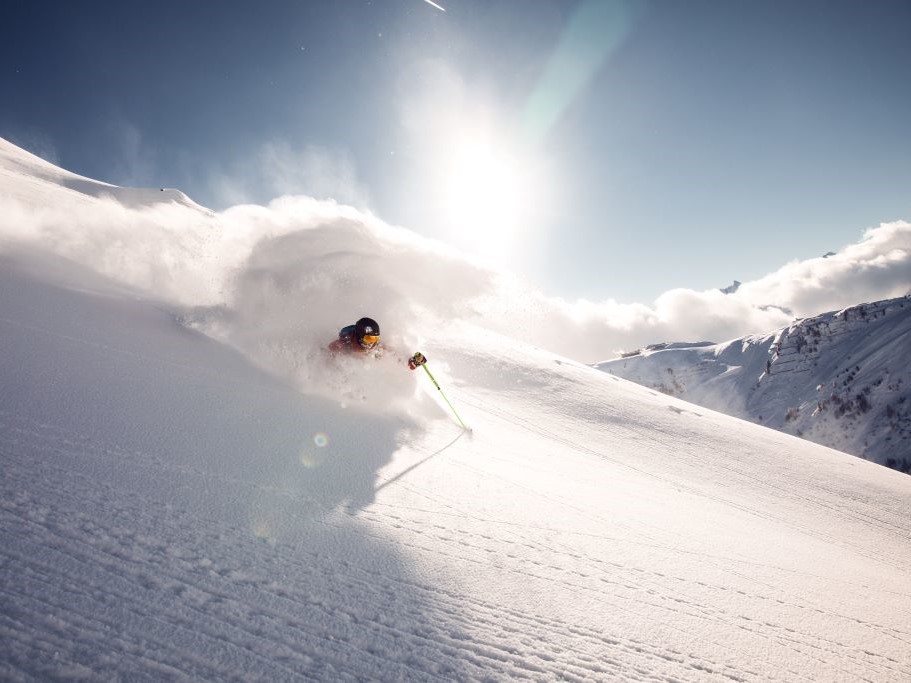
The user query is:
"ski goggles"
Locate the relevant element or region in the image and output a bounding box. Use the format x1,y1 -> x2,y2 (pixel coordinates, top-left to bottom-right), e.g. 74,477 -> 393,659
361,334 -> 380,347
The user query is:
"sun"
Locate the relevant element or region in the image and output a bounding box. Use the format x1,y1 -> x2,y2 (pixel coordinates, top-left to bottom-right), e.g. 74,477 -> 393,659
441,139 -> 526,265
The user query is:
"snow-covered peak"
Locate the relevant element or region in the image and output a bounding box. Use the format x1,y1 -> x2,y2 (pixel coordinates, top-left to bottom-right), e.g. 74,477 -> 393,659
596,295 -> 911,472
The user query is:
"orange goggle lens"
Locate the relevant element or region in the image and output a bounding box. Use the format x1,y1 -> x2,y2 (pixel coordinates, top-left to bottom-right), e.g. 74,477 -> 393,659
362,334 -> 380,345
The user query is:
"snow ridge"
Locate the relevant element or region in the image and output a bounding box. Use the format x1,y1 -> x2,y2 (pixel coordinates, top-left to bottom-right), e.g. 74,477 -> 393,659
596,295 -> 911,471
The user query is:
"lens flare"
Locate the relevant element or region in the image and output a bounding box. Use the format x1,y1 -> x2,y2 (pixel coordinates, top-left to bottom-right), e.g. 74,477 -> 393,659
523,0 -> 641,141
299,451 -> 321,468
251,519 -> 274,543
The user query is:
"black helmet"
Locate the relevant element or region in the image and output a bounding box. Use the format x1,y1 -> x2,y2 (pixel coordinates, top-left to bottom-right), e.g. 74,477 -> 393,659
355,317 -> 380,349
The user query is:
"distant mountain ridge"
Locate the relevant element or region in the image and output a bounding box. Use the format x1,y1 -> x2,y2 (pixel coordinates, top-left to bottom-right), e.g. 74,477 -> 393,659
596,295 -> 911,472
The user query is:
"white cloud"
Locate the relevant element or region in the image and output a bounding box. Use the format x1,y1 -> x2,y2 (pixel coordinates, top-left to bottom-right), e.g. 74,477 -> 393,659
508,220 -> 910,361
740,221 -> 911,317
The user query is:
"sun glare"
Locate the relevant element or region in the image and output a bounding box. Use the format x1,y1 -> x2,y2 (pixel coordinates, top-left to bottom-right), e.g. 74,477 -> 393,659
442,141 -> 525,264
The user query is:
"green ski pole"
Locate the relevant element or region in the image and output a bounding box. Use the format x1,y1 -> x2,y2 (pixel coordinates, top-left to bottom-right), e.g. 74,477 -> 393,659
411,353 -> 470,431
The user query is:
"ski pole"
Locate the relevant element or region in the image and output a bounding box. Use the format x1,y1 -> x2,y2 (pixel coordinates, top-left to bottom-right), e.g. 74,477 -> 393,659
423,364 -> 471,431
412,353 -> 470,431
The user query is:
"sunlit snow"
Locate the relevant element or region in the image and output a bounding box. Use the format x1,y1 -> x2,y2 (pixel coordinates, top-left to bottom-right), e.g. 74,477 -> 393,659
1,139 -> 910,680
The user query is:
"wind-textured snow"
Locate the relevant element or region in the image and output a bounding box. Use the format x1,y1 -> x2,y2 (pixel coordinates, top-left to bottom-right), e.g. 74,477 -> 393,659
2,140 -> 911,681
595,297 -> 911,472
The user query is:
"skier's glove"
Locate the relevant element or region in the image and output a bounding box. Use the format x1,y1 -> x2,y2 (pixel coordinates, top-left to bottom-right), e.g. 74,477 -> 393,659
408,352 -> 427,370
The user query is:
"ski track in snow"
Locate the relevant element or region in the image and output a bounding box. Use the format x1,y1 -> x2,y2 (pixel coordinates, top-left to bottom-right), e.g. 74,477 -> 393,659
3,388 -> 910,681
0,409 -> 744,683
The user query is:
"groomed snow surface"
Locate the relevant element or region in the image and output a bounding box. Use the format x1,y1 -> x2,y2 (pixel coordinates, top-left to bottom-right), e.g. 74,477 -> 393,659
1,139 -> 910,681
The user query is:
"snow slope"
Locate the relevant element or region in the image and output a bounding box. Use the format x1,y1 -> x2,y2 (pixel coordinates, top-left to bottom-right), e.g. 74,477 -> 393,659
0,137 -> 204,211
595,298 -> 911,472
2,142 -> 911,681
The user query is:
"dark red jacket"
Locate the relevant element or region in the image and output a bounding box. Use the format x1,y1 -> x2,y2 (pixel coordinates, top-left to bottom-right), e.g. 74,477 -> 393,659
327,325 -> 416,369
328,327 -> 374,355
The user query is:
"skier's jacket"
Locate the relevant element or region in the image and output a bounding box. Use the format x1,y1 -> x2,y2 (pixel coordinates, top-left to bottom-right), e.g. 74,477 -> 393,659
327,325 -> 423,370
327,324 -> 377,356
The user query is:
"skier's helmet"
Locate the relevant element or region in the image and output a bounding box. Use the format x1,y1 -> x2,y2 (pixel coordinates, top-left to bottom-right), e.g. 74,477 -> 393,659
355,317 -> 380,349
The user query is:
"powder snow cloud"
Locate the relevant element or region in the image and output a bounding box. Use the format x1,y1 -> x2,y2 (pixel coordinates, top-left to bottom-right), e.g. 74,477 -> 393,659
1,138 -> 909,371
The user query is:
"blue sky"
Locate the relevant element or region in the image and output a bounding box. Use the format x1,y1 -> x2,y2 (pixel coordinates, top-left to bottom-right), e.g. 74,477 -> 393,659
2,0 -> 909,303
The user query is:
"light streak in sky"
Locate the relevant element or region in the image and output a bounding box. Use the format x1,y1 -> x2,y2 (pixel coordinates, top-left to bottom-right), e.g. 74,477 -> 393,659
522,0 -> 641,141
419,0 -> 446,11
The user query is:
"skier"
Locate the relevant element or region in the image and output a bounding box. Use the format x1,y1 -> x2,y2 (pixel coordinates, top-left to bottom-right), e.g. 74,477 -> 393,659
327,317 -> 426,370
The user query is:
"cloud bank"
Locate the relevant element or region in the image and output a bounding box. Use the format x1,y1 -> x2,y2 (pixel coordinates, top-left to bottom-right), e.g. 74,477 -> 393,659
2,139 -> 909,381
501,220 -> 910,361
